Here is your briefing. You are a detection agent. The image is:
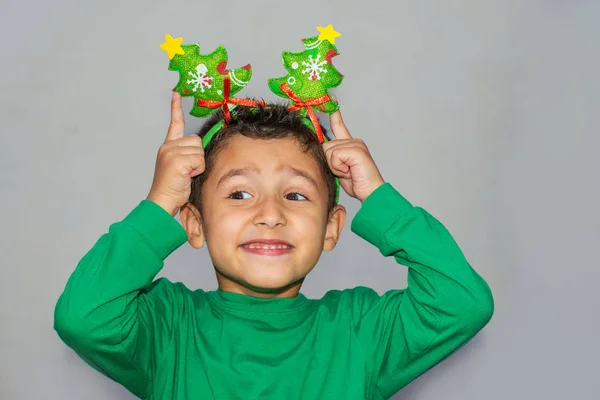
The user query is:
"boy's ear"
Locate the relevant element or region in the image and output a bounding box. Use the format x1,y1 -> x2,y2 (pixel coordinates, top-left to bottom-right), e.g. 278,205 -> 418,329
323,204 -> 347,252
179,202 -> 205,249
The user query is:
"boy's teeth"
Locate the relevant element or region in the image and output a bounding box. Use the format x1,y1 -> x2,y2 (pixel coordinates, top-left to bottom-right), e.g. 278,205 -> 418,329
247,243 -> 290,249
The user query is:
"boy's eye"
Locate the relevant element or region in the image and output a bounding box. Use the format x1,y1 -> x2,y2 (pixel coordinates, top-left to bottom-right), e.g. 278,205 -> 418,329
228,190 -> 252,200
285,192 -> 308,201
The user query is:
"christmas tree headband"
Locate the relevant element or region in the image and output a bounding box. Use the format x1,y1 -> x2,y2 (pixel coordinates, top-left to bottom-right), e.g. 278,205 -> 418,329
160,25 -> 343,203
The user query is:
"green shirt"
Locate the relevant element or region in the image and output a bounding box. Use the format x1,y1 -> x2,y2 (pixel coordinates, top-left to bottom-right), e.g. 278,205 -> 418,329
54,183 -> 493,399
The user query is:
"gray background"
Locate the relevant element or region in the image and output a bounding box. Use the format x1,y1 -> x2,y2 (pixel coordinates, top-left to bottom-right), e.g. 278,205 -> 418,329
1,0 -> 598,399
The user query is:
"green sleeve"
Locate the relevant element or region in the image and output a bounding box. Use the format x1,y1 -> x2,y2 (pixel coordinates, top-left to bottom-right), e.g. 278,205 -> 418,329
54,200 -> 188,398
350,183 -> 494,398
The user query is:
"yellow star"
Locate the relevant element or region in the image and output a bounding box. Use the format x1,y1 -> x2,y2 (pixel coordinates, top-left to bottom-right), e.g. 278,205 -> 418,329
317,24 -> 341,45
160,34 -> 185,60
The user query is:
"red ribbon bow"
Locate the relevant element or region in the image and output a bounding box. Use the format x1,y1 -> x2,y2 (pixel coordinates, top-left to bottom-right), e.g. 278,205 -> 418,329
197,78 -> 264,123
280,83 -> 330,143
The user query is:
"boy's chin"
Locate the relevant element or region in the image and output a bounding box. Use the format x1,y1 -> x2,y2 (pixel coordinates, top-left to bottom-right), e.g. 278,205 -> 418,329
216,268 -> 305,296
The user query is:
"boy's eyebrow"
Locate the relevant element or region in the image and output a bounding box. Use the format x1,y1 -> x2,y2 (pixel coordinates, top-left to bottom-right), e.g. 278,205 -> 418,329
216,166 -> 319,189
217,167 -> 261,188
277,165 -> 320,189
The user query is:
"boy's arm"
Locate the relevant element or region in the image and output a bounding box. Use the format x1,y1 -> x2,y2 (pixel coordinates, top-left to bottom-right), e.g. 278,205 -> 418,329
54,200 -> 188,398
350,183 -> 494,398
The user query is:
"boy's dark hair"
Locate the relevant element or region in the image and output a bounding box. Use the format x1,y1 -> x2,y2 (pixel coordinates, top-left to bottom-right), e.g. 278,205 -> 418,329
188,104 -> 337,215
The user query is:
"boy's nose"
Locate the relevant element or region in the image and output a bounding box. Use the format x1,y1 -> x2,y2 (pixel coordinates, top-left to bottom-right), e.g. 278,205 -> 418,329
252,196 -> 287,228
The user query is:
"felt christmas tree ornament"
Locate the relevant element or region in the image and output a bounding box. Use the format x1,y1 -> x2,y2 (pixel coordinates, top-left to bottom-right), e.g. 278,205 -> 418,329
160,26 -> 343,203
160,34 -> 257,120
268,24 -> 344,143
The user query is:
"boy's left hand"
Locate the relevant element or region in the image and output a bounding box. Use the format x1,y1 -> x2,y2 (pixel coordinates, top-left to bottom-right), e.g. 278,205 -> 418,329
323,109 -> 385,202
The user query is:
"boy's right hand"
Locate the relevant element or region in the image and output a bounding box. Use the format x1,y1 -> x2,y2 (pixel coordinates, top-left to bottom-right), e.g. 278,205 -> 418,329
146,92 -> 205,216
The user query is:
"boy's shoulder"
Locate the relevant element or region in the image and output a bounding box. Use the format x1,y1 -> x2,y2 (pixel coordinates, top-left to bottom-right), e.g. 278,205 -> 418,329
313,286 -> 404,319
317,286 -> 379,302
141,277 -> 209,307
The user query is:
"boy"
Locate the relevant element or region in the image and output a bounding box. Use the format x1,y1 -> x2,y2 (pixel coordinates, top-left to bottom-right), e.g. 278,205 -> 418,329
54,92 -> 494,399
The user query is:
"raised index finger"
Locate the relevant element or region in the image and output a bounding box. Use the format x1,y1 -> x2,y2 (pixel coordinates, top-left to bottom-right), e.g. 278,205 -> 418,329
165,92 -> 185,142
329,108 -> 352,140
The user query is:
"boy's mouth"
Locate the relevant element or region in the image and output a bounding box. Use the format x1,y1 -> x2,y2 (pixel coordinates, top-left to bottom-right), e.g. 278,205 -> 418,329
240,239 -> 294,256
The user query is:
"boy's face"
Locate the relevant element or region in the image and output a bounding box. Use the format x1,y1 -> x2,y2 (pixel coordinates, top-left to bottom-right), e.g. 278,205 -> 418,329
182,135 -> 346,298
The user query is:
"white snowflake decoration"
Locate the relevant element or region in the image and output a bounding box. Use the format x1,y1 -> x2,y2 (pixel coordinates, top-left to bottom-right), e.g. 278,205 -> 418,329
301,54 -> 328,81
187,64 -> 213,93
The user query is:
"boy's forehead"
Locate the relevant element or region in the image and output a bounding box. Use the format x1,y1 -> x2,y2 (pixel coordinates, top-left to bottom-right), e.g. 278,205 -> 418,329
211,136 -> 325,183
218,135 -> 316,166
